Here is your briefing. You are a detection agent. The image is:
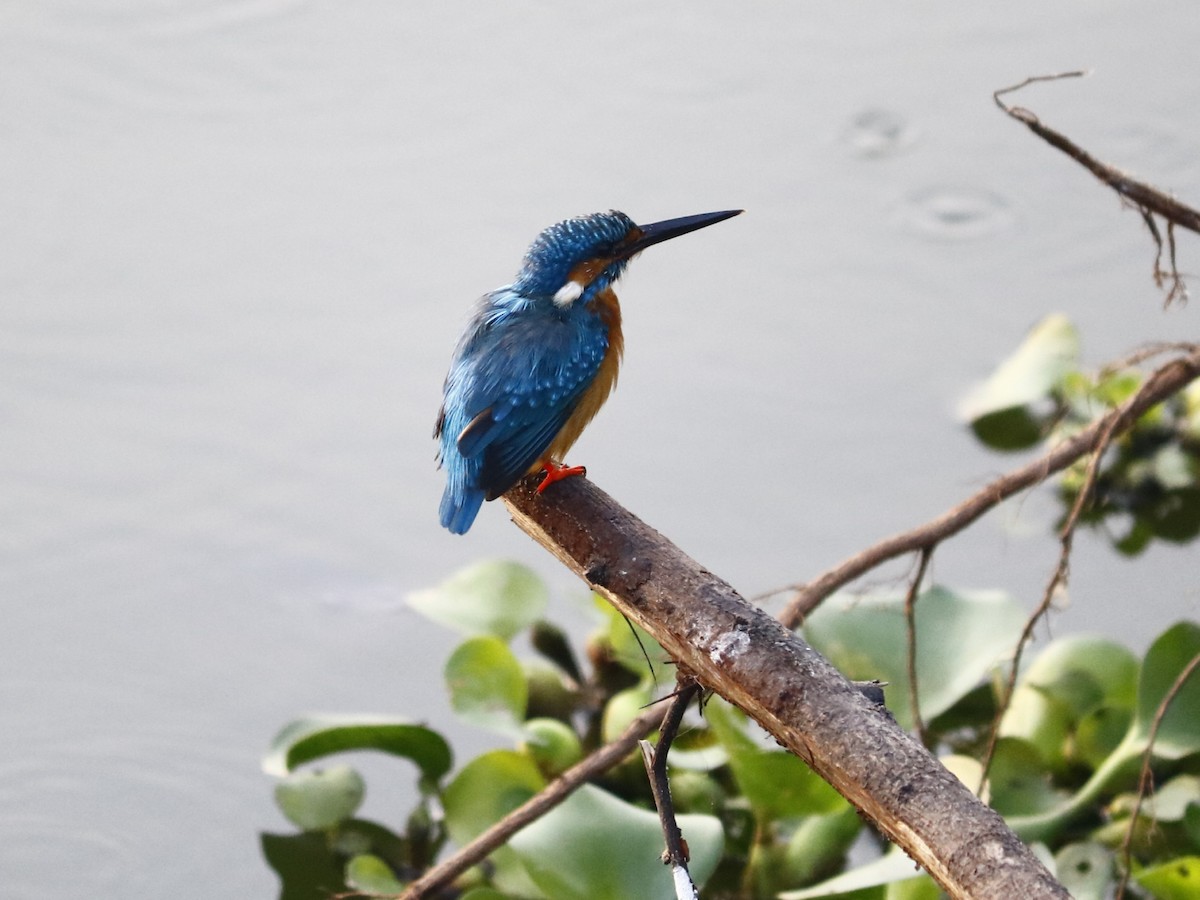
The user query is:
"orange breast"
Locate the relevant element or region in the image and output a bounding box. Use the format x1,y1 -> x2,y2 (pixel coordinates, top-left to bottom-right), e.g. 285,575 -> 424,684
540,287 -> 624,465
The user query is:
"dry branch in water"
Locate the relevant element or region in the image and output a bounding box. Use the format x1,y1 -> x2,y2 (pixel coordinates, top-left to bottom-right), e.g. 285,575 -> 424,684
994,70 -> 1200,305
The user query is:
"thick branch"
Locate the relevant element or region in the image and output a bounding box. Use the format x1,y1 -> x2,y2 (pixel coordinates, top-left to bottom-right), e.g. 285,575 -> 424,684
502,479 -> 1068,899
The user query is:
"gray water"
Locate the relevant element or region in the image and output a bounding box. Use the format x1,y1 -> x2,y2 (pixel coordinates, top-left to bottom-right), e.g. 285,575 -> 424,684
3,2 -> 1198,896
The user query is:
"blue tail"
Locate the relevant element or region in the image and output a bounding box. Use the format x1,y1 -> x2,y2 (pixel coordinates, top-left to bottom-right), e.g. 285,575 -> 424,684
440,484 -> 485,534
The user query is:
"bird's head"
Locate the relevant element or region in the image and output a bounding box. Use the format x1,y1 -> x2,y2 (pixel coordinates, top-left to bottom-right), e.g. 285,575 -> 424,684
513,209 -> 742,307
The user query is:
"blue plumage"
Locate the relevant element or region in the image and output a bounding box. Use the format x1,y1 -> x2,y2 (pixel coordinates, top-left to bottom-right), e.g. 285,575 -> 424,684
436,208 -> 742,534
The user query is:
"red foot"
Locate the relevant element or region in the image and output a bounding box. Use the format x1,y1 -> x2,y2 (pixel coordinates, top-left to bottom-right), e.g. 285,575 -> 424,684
536,460 -> 587,494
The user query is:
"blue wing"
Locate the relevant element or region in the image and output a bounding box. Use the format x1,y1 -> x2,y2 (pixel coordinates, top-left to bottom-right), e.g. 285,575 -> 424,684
436,294 -> 607,533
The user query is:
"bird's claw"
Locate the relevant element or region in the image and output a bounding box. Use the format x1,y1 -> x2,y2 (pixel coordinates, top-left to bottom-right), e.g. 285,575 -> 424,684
536,462 -> 587,494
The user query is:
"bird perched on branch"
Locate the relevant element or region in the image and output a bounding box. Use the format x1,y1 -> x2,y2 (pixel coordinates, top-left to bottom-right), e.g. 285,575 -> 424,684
435,208 -> 743,534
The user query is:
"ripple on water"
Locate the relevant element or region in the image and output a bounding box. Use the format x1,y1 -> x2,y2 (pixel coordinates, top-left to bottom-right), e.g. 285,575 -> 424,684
840,108 -> 920,158
893,185 -> 1015,241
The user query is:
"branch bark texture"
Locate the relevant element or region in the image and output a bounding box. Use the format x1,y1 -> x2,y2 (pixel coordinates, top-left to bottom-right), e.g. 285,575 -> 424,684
503,479 -> 1069,900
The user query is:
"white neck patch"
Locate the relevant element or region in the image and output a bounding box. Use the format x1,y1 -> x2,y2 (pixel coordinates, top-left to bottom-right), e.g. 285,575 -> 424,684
553,279 -> 584,307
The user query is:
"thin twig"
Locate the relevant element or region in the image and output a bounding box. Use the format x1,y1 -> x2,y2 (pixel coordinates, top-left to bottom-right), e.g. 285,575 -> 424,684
978,371 -> 1146,790
903,547 -> 934,745
780,345 -> 1200,627
396,700 -> 664,899
995,69 -> 1197,305
640,678 -> 703,899
1114,651 -> 1200,900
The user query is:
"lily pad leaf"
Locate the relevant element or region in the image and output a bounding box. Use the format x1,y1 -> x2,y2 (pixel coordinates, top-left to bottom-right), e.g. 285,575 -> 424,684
274,764 -> 364,831
706,698 -> 843,820
509,784 -> 723,900
959,313 -> 1079,422
1134,855 -> 1200,900
345,853 -> 406,894
779,845 -> 926,899
263,715 -> 451,782
408,559 -> 548,640
446,635 -> 527,735
443,750 -> 547,898
1133,621 -> 1200,759
804,587 -> 1025,730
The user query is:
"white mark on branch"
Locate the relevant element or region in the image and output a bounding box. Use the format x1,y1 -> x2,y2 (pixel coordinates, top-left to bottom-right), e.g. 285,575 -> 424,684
710,630 -> 750,666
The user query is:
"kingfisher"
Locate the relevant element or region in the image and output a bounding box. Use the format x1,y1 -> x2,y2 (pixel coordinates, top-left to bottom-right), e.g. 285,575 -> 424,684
435,208 -> 742,534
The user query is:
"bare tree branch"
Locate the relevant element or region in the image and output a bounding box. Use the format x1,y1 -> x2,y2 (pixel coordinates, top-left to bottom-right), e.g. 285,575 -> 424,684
994,70 -> 1198,304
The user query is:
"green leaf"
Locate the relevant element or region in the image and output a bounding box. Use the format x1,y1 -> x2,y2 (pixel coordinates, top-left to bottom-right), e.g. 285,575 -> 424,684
1053,842 -> 1113,900
1147,488 -> 1200,543
260,830 -> 348,898
595,595 -> 670,677
779,845 -> 925,899
1146,774 -> 1200,822
443,750 -> 547,897
519,718 -> 583,777
1074,705 -> 1133,770
969,407 -> 1045,451
959,313 -> 1079,422
987,738 -> 1065,817
783,807 -> 863,886
408,559 -> 548,640
262,715 -> 452,782
600,684 -> 653,743
1133,622 -> 1200,759
445,636 -> 527,735
999,685 -> 1071,771
274,765 -> 365,831
1134,855 -> 1200,900
345,853 -> 406,894
804,587 -> 1026,730
508,784 -> 723,900
1021,635 -> 1139,719
706,699 -> 844,821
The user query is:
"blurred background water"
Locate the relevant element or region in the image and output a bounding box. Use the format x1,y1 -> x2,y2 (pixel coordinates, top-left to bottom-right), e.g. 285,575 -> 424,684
2,1 -> 1198,895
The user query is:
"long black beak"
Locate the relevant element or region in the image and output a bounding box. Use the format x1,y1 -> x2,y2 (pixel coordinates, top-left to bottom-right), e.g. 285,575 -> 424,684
618,209 -> 743,259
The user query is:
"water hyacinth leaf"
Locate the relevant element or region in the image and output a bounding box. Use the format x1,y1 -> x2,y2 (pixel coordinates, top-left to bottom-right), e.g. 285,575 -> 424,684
804,587 -> 1025,730
1053,842 -> 1113,900
260,831 -> 348,897
446,635 -> 527,735
1020,635 -> 1139,720
263,715 -> 452,781
1134,855 -> 1200,900
345,853 -> 406,894
443,750 -> 547,898
706,699 -> 844,820
600,684 -> 652,744
986,738 -> 1063,817
408,559 -> 548,640
885,877 -> 942,900
443,750 -> 545,848
1133,621 -> 1200,759
998,685 -> 1071,771
1145,774 -> 1200,822
959,313 -> 1079,422
595,595 -> 670,676
1074,705 -> 1133,770
779,845 -> 926,899
274,764 -> 365,831
509,784 -> 723,900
